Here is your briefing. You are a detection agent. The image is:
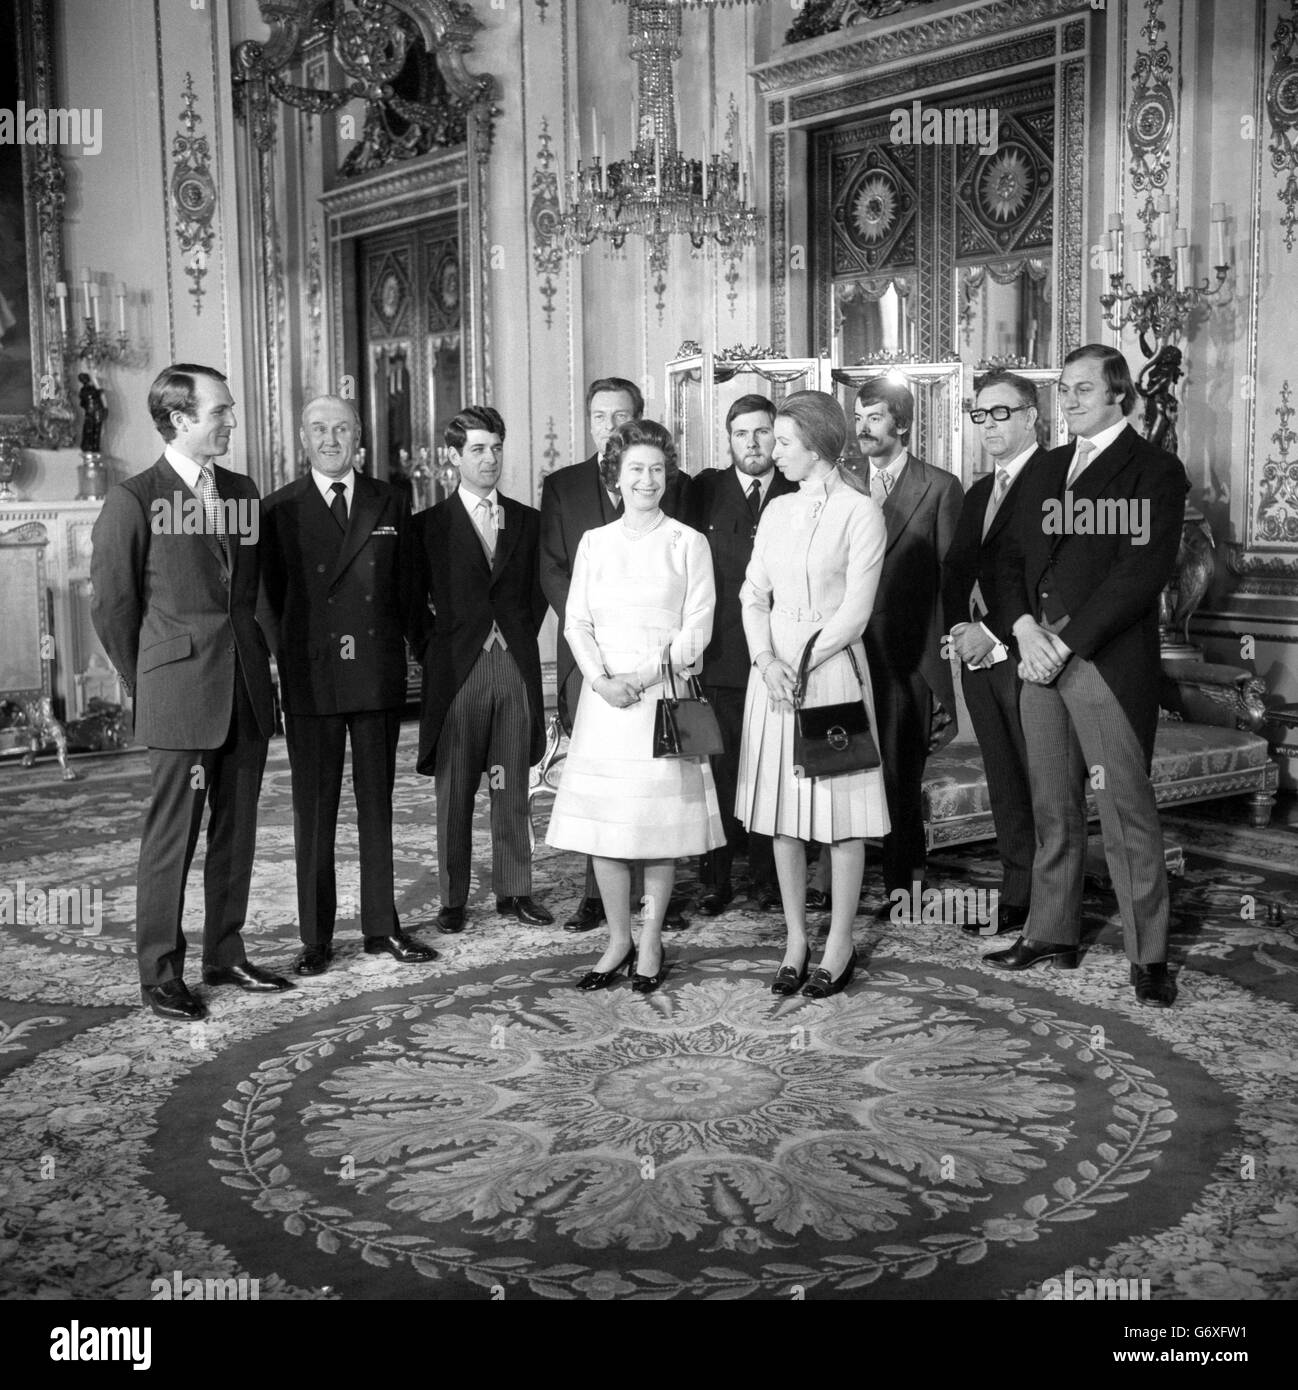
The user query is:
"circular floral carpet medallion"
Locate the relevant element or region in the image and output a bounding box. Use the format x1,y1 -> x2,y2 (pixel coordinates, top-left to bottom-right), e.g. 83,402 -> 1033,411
143,947 -> 1247,1301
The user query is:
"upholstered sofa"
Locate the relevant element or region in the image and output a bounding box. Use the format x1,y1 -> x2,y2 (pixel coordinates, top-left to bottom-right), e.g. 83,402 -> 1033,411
921,658 -> 1279,850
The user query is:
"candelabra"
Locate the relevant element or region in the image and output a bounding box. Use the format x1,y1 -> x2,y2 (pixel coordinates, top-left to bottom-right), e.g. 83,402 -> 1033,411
56,273 -> 132,367
1098,199 -> 1231,354
557,1 -> 762,262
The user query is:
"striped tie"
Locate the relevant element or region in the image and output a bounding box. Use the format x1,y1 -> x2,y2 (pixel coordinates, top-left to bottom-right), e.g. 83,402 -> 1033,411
198,464 -> 228,565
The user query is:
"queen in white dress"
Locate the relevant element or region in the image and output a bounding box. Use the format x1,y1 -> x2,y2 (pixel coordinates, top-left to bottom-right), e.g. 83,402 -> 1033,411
546,419 -> 724,993
735,390 -> 889,999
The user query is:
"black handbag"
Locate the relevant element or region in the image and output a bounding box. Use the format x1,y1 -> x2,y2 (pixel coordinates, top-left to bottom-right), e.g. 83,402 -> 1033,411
653,644 -> 725,759
791,629 -> 880,778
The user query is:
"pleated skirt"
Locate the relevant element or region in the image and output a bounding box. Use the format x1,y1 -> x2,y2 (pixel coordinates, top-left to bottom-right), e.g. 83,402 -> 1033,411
545,678 -> 726,860
735,627 -> 890,842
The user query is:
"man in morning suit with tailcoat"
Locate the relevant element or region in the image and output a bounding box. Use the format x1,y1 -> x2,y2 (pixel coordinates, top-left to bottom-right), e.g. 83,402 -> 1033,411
259,395 -> 436,974
942,369 -> 1048,937
854,377 -> 964,912
684,393 -> 795,914
413,404 -> 552,934
989,344 -> 1188,1006
90,363 -> 290,1021
539,375 -> 688,931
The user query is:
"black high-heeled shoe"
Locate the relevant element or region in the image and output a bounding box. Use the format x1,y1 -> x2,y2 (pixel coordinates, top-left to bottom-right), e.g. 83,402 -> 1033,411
770,949 -> 810,996
631,949 -> 668,995
801,946 -> 858,999
576,944 -> 636,991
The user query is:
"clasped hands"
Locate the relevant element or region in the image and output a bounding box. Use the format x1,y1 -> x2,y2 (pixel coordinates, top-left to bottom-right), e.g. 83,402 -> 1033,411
594,672 -> 643,709
949,621 -> 996,667
1014,618 -> 1072,685
759,654 -> 799,714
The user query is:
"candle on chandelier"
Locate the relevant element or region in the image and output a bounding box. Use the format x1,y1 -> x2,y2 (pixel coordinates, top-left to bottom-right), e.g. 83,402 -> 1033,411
702,134 -> 710,200
1131,229 -> 1146,292
590,107 -> 598,159
81,268 -> 91,317
55,281 -> 68,335
1172,227 -> 1189,289
1154,194 -> 1172,256
89,276 -> 101,333
116,283 -> 127,334
571,110 -> 581,165
1106,213 -> 1123,279
1211,203 -> 1227,267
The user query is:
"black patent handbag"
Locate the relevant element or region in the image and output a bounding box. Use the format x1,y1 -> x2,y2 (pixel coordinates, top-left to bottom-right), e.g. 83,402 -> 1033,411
652,644 -> 725,758
791,629 -> 880,778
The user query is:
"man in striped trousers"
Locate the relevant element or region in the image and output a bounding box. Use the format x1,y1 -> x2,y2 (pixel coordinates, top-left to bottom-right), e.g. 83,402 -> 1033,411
411,405 -> 552,933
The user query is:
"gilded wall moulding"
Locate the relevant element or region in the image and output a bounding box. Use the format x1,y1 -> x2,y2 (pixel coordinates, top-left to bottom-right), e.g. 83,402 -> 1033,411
1059,58 -> 1085,356
784,0 -> 940,46
171,73 -> 218,317
1126,0 -> 1176,247
1255,382 -> 1298,546
754,0 -> 1087,95
529,118 -> 562,330
1267,0 -> 1298,251
769,133 -> 787,352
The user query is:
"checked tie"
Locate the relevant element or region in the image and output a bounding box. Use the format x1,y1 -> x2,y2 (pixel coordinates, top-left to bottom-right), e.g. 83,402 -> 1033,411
198,465 -> 228,565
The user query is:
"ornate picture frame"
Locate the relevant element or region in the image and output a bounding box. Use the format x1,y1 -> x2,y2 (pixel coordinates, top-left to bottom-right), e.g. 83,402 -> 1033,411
0,0 -> 75,449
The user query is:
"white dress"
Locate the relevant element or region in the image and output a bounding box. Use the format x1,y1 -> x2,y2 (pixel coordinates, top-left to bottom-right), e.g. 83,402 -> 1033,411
545,514 -> 726,859
735,472 -> 891,841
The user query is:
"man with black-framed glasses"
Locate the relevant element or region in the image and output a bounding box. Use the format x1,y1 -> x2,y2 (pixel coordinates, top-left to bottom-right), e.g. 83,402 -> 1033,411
943,370 -> 1049,936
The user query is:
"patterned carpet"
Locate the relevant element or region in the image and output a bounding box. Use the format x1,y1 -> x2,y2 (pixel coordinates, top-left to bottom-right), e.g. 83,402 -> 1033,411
1,729 -> 1297,1301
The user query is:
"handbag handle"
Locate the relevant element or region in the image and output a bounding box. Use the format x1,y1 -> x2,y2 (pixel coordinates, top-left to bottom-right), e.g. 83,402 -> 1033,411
660,642 -> 679,704
793,629 -> 865,707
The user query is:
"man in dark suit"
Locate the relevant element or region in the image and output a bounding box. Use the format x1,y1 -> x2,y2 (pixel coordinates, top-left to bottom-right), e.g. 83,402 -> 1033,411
90,363 -> 290,1021
260,395 -> 435,975
989,344 -> 1188,1007
539,375 -> 688,931
413,405 -> 552,934
942,370 -> 1047,937
855,378 -> 964,915
685,393 -> 795,914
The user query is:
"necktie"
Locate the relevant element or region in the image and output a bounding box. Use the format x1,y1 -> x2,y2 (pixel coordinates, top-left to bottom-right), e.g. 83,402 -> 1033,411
747,479 -> 762,521
1066,438 -> 1095,488
981,466 -> 1011,539
198,465 -> 228,565
330,481 -> 348,531
612,492 -> 624,518
871,467 -> 893,507
477,496 -> 497,559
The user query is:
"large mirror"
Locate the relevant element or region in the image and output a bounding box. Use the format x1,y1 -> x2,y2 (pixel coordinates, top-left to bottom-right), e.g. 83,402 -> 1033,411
0,0 -> 75,449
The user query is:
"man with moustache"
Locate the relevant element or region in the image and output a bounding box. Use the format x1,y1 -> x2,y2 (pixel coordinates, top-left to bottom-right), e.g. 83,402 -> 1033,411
855,378 -> 963,916
91,363 -> 290,1021
989,344 -> 1187,1006
260,395 -> 436,974
685,394 -> 795,914
539,376 -> 688,932
413,405 -> 552,934
942,370 -> 1047,937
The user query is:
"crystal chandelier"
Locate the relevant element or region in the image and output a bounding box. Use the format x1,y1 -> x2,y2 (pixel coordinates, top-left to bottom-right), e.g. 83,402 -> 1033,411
557,1 -> 763,262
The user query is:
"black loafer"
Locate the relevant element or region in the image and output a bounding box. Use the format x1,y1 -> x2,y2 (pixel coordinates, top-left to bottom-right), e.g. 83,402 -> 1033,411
364,931 -> 438,962
983,937 -> 1079,971
141,979 -> 206,1021
770,952 -> 810,996
496,895 -> 554,926
1131,961 -> 1174,1007
435,906 -> 467,934
294,945 -> 333,976
962,903 -> 1030,937
699,887 -> 733,916
663,901 -> 688,931
802,947 -> 858,999
202,961 -> 294,992
753,883 -> 782,912
806,889 -> 832,912
563,897 -> 604,933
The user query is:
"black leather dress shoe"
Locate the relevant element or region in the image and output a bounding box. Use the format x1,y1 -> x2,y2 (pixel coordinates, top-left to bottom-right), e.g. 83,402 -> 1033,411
141,980 -> 206,1021
435,906 -> 467,934
1131,961 -> 1174,1007
365,931 -> 438,962
294,945 -> 333,976
698,886 -> 733,916
496,896 -> 554,925
983,937 -> 1079,971
753,883 -> 782,912
563,897 -> 604,932
802,947 -> 858,999
202,961 -> 294,992
663,901 -> 688,931
806,888 -> 832,912
962,903 -> 1031,937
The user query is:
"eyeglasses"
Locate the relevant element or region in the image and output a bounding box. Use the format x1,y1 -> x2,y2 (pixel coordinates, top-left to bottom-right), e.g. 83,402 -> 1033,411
968,405 -> 1031,424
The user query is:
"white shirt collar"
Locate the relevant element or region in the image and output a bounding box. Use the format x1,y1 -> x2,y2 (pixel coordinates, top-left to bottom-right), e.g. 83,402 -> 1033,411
458,485 -> 499,517
873,449 -> 909,483
164,442 -> 207,490
1072,417 -> 1128,465
733,464 -> 774,500
991,442 -> 1038,485
312,467 -> 355,506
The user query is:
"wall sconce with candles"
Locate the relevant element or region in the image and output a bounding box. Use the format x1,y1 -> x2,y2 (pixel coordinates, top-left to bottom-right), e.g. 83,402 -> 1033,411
1097,197 -> 1231,354
55,270 -> 132,368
